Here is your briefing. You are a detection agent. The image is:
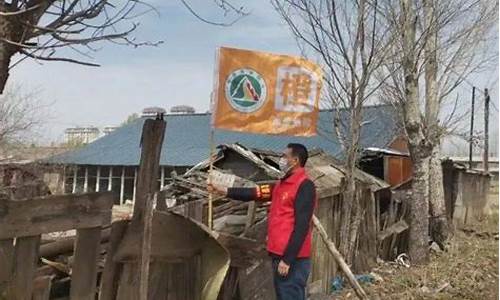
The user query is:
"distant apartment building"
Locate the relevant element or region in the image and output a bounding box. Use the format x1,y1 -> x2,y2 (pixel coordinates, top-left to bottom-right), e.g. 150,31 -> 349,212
103,126 -> 118,136
170,105 -> 195,114
141,106 -> 167,117
64,127 -> 100,145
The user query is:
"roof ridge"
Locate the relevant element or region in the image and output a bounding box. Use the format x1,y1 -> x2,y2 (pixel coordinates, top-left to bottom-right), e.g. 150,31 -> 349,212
135,103 -> 394,118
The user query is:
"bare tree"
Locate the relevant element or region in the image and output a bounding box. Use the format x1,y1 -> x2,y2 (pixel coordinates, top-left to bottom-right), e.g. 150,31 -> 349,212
272,0 -> 392,264
0,84 -> 47,146
0,1 -> 247,94
379,0 -> 498,263
0,1 -> 161,93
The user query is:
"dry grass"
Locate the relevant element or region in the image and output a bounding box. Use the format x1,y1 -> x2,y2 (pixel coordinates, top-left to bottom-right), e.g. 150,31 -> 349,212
336,212 -> 499,300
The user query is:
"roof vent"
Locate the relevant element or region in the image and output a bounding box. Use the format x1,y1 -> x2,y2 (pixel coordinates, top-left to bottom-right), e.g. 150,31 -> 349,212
170,105 -> 195,114
141,107 -> 166,117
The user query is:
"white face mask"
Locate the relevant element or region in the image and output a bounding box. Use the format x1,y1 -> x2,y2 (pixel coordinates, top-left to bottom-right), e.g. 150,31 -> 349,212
279,157 -> 291,173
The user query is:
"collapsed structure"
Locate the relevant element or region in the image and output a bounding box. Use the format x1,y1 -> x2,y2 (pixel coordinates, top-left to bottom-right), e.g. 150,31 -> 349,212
157,143 -> 400,298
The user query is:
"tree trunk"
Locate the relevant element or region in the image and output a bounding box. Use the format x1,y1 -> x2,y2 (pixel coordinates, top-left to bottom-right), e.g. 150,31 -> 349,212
424,0 -> 449,248
0,2 -> 49,94
339,153 -> 357,265
0,13 -> 16,94
338,104 -> 362,265
401,0 -> 430,264
428,145 -> 448,248
408,155 -> 430,264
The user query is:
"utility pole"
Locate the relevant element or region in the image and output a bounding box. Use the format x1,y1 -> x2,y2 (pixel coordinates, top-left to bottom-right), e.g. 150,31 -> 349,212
483,88 -> 490,172
469,86 -> 475,169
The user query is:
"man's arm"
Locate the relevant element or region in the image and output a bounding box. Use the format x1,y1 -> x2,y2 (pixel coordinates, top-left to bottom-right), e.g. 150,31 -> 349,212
209,183 -> 274,202
281,180 -> 315,265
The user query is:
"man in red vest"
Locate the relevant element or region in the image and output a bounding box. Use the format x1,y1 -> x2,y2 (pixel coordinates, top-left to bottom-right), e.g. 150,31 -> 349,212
209,143 -> 317,300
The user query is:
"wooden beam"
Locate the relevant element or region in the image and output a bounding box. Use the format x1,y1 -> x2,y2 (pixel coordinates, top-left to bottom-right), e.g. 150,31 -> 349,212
32,275 -> 53,300
0,192 -> 114,239
132,119 -> 166,222
0,239 -> 14,293
99,220 -> 128,300
70,227 -> 102,300
312,215 -> 368,300
116,119 -> 166,299
40,227 -> 111,258
139,193 -> 155,300
241,201 -> 257,237
5,235 -> 41,300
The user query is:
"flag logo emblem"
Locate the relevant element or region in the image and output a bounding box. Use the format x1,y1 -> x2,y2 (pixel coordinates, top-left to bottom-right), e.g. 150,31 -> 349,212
225,68 -> 267,113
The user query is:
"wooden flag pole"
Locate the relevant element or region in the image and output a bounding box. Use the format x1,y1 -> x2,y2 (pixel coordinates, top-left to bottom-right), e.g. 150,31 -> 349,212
208,128 -> 215,230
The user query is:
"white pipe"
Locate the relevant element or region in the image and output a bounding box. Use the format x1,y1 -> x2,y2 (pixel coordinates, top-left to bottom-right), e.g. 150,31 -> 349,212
133,167 -> 138,203
72,167 -> 77,194
108,166 -> 113,191
120,167 -> 125,204
83,167 -> 88,193
96,166 -> 101,192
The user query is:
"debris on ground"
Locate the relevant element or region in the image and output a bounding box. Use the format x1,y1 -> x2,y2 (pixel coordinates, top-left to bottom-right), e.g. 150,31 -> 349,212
333,216 -> 499,300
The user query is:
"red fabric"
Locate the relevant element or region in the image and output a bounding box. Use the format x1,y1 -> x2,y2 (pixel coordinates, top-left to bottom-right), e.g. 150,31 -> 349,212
267,168 -> 316,258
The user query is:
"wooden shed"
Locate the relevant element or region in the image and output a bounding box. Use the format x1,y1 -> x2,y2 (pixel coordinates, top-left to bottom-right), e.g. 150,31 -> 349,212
359,147 -> 413,187
442,160 -> 491,225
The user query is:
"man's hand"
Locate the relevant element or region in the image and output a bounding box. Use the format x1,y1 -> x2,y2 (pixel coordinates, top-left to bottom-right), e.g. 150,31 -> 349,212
277,260 -> 290,277
207,182 -> 228,196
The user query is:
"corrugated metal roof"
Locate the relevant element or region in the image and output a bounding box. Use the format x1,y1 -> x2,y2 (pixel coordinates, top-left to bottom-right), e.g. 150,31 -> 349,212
45,105 -> 399,166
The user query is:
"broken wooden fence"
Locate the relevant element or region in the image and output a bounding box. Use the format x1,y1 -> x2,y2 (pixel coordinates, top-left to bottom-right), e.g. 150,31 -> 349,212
0,192 -> 115,300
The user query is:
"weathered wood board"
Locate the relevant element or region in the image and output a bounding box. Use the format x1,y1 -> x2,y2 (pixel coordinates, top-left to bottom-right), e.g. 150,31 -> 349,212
0,192 -> 114,239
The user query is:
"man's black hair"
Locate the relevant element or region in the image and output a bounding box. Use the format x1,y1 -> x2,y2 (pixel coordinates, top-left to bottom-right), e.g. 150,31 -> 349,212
287,143 -> 308,167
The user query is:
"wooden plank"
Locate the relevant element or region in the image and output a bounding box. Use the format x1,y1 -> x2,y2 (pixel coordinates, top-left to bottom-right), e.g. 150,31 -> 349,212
241,201 -> 257,237
40,227 -> 111,258
0,192 -> 114,239
32,275 -> 53,300
6,235 -> 41,300
216,232 -> 266,268
114,211 -> 207,262
118,118 -> 166,299
238,259 -> 275,300
99,221 -> 128,300
139,194 -> 155,300
132,118 -> 166,222
378,219 -> 409,241
312,215 -> 369,300
116,263 -> 139,300
0,239 -> 14,294
70,227 -> 102,300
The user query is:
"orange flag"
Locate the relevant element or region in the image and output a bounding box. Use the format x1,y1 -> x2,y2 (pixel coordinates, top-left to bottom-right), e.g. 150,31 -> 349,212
211,47 -> 322,136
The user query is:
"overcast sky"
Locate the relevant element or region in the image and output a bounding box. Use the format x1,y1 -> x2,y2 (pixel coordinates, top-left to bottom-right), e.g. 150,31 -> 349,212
8,0 -> 499,155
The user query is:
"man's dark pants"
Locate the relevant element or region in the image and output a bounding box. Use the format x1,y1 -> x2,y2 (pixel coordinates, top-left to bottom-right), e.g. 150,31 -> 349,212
272,257 -> 311,300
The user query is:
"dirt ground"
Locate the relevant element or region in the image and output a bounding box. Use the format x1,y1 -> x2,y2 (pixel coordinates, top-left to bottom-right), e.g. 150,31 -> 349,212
335,196 -> 499,300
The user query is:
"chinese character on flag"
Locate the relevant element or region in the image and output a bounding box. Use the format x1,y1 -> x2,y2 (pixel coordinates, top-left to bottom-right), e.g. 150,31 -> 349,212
211,47 -> 322,136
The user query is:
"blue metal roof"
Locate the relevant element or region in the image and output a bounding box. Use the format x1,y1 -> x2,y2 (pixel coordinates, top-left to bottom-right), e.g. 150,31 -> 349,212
46,105 -> 399,166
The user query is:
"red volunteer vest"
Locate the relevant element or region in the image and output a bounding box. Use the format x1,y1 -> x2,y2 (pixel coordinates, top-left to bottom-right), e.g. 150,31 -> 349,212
267,167 -> 316,258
